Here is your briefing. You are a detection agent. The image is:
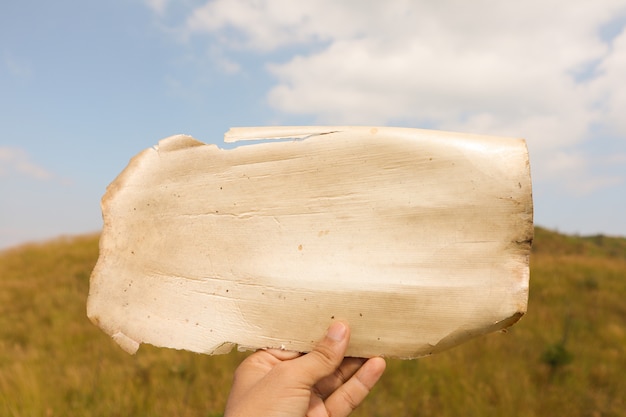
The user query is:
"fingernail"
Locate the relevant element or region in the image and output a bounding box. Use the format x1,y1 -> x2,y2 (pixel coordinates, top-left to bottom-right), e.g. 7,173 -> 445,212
327,321 -> 347,342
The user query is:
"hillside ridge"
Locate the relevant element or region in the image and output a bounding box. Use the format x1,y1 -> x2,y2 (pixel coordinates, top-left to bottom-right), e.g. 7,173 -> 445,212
1,226 -> 625,416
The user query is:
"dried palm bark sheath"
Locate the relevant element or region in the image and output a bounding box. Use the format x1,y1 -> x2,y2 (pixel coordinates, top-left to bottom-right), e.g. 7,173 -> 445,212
87,126 -> 533,359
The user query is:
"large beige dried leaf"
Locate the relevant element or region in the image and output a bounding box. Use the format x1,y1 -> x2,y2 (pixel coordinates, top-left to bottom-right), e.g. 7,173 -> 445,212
87,126 -> 533,359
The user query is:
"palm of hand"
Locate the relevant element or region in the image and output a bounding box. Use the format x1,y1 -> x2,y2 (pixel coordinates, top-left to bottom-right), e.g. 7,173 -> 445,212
224,323 -> 386,417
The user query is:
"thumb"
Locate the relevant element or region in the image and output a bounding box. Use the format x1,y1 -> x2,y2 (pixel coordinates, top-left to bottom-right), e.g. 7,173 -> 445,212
294,321 -> 350,386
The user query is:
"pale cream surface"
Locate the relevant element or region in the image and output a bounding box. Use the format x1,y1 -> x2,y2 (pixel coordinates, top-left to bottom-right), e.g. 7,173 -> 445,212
87,126 -> 533,358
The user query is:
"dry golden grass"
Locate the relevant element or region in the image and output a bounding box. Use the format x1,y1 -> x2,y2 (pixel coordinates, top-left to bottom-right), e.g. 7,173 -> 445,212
1,227 -> 625,416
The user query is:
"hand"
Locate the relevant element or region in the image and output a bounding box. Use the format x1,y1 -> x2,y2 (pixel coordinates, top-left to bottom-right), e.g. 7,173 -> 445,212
224,321 -> 386,417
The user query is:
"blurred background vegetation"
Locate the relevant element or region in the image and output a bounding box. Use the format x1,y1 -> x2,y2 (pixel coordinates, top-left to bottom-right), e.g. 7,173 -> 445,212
1,227 -> 625,417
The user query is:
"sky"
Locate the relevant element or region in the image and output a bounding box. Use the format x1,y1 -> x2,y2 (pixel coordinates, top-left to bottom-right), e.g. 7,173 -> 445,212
1,0 -> 626,250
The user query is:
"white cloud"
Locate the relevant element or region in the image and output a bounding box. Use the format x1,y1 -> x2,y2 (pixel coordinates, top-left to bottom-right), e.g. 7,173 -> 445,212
3,52 -> 32,78
590,26 -> 626,136
606,153 -> 626,164
154,0 -> 626,195
570,176 -> 623,196
144,0 -> 169,15
532,150 -> 625,195
0,147 -> 53,181
184,0 -> 365,50
208,45 -> 241,74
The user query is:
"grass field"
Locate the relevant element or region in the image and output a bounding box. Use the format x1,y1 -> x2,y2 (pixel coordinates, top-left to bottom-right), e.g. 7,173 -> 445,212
1,227 -> 625,416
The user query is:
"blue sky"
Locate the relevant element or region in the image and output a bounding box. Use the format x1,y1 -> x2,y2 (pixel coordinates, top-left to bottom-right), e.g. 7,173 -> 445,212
1,0 -> 626,249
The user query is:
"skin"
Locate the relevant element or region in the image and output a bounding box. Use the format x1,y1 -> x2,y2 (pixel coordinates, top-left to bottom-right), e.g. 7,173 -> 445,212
224,321 -> 386,417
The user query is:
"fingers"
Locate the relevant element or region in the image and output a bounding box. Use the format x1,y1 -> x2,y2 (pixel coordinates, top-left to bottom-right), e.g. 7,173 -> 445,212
227,322 -> 385,417
324,356 -> 386,417
314,357 -> 367,399
293,321 -> 350,386
230,349 -> 302,400
263,348 -> 302,361
296,321 -> 386,417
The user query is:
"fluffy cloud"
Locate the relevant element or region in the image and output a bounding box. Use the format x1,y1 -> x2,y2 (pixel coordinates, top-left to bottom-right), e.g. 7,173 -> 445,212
0,147 -> 52,181
156,0 -> 626,194
3,52 -> 32,78
144,0 -> 169,15
590,27 -> 626,137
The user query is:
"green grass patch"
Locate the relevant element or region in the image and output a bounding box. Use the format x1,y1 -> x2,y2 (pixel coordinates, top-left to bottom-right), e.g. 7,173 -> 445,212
1,228 -> 625,416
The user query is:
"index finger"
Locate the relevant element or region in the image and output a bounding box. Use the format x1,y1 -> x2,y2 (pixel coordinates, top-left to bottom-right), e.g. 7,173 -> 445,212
324,356 -> 386,417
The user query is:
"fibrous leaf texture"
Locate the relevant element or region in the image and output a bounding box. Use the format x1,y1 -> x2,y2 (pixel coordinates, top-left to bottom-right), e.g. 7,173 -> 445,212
87,126 -> 533,359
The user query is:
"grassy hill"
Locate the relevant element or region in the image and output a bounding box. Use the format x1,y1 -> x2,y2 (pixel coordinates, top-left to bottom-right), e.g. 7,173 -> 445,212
1,227 -> 625,417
